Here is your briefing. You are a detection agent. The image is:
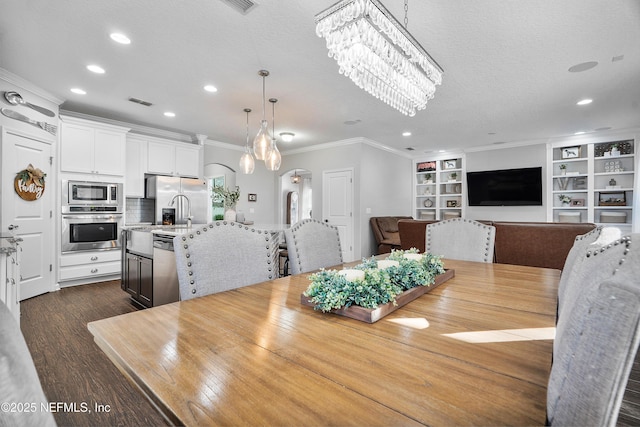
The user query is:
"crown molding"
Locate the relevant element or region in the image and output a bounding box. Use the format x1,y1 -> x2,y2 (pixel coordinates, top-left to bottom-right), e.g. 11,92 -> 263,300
0,68 -> 65,105
203,138 -> 244,152
281,136 -> 412,158
59,109 -> 197,144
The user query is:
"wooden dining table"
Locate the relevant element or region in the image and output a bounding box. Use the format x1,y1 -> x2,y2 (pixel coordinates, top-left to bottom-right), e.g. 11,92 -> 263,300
88,259 -> 560,426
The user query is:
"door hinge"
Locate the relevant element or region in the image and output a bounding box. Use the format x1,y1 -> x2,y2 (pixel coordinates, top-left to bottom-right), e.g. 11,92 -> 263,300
49,156 -> 53,165
50,264 -> 53,272
50,210 -> 53,218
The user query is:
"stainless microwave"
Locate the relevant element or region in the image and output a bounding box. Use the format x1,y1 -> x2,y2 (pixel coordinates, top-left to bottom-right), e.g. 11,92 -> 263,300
62,180 -> 123,213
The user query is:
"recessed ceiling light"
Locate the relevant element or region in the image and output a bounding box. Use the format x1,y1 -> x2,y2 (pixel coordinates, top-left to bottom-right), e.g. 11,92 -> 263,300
164,112 -> 176,118
70,88 -> 86,95
109,33 -> 131,44
402,131 -> 411,137
488,132 -> 496,135
344,119 -> 361,125
576,98 -> 593,106
204,85 -> 218,93
574,131 -> 586,135
279,132 -> 295,142
568,61 -> 598,73
87,64 -> 105,74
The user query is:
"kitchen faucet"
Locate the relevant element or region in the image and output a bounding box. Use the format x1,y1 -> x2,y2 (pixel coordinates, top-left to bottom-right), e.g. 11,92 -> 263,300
169,194 -> 192,227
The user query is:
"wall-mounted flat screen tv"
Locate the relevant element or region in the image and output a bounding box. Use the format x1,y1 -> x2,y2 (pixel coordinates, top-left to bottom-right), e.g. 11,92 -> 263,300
467,167 -> 543,206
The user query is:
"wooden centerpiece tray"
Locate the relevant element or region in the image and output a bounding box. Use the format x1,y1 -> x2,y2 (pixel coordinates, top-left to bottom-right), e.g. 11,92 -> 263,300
301,269 -> 454,323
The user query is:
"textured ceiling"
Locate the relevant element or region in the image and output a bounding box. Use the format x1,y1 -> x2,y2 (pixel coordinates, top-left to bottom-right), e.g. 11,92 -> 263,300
1,0 -> 639,154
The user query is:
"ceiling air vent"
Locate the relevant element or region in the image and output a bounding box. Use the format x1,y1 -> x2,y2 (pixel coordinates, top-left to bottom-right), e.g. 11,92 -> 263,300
405,147 -> 415,151
128,97 -> 153,107
219,0 -> 258,15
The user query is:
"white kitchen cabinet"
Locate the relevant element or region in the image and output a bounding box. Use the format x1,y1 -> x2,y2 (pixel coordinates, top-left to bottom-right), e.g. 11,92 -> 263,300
147,140 -> 201,178
60,116 -> 130,176
59,250 -> 121,284
125,136 -> 148,197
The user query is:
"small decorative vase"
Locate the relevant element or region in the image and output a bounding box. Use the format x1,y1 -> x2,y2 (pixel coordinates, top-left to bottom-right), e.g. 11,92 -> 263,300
224,208 -> 236,221
562,202 -> 570,207
561,169 -> 566,175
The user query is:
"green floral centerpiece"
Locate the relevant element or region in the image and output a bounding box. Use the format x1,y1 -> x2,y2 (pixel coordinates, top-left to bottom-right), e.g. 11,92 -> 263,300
212,185 -> 240,208
302,249 -> 448,321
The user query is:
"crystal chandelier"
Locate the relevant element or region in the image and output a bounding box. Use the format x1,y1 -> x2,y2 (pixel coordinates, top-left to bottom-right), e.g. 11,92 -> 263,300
239,108 -> 255,174
265,98 -> 282,171
315,0 -> 443,117
253,70 -> 272,160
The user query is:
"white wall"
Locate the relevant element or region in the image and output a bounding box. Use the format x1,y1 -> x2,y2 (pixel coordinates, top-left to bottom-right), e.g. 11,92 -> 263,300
281,139 -> 411,260
465,144 -> 548,222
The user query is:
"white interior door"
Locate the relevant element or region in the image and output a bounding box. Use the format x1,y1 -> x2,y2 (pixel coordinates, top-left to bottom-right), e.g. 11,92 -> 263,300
1,128 -> 54,300
322,168 -> 354,262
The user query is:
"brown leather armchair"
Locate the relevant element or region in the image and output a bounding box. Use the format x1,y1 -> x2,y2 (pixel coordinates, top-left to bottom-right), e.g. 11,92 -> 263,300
370,216 -> 412,254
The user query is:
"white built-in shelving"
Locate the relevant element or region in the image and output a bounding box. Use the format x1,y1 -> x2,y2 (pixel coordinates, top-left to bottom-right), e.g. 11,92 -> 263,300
413,155 -> 465,220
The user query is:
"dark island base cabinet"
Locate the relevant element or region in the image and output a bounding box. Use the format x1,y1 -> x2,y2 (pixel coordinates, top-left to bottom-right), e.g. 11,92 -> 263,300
123,253 -> 153,308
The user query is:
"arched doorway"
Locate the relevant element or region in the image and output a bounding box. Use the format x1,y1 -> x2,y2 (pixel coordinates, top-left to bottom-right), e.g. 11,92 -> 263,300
280,169 -> 312,225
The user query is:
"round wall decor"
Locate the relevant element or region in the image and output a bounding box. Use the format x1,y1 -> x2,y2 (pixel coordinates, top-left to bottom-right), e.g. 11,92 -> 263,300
14,163 -> 46,201
423,199 -> 433,207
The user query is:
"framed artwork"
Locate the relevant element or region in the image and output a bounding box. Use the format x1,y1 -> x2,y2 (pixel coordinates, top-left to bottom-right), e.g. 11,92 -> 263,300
417,161 -> 436,172
248,193 -> 257,202
443,160 -> 457,169
572,177 -> 587,190
446,200 -> 458,208
561,146 -> 581,159
570,199 -> 585,207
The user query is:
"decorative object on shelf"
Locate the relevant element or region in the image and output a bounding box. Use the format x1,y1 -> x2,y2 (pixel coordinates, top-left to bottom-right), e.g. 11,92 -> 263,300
595,140 -> 634,157
572,176 -> 587,190
265,98 -> 282,171
561,146 -> 581,159
423,199 -> 433,207
238,108 -> 255,175
314,0 -> 443,117
449,172 -> 458,182
443,159 -> 457,169
557,177 -> 569,191
417,161 -> 436,172
14,163 -> 46,201
423,173 -> 433,184
212,185 -> 241,221
301,249 -> 450,323
570,199 -> 585,207
600,211 -> 627,224
559,163 -> 567,175
453,183 -> 462,194
253,70 -> 273,161
248,193 -> 257,202
610,144 -> 620,157
558,194 -> 572,206
599,191 -> 626,206
604,160 -> 623,173
609,178 -> 617,186
446,200 -> 458,208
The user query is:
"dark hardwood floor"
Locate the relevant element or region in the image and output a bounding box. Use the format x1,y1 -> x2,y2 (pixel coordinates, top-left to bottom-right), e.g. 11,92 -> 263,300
20,280 -> 167,427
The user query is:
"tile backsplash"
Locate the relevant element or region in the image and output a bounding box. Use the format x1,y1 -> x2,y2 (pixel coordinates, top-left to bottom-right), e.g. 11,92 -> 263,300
126,198 -> 154,224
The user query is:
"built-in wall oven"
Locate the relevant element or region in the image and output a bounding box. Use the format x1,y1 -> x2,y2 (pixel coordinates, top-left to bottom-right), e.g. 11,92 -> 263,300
62,181 -> 123,253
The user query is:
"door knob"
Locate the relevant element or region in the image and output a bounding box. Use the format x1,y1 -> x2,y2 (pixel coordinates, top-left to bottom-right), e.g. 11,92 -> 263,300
8,224 -> 19,230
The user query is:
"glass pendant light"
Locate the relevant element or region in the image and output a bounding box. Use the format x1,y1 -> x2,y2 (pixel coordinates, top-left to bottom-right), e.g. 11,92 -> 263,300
265,98 -> 281,171
239,108 -> 255,174
253,70 -> 272,161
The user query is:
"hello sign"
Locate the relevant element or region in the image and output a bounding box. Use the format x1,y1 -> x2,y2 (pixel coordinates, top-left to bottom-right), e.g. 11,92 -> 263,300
14,164 -> 46,201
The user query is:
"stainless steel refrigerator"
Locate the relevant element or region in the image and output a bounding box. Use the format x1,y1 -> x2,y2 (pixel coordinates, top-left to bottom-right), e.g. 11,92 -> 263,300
146,176 -> 208,225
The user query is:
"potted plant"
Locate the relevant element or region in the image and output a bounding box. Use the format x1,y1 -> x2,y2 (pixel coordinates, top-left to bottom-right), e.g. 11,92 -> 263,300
559,164 -> 567,175
424,173 -> 433,184
610,143 -> 620,157
449,172 -> 458,182
212,185 -> 240,221
558,194 -> 572,206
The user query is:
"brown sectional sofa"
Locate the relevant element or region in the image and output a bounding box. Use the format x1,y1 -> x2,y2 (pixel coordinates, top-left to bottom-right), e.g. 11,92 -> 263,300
370,216 -> 413,254
398,219 -> 597,270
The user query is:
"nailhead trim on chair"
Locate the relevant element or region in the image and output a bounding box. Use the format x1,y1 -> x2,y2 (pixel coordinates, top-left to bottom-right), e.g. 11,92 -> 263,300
585,236 -> 631,276
289,219 -> 343,273
426,218 -> 494,262
178,221 -> 277,296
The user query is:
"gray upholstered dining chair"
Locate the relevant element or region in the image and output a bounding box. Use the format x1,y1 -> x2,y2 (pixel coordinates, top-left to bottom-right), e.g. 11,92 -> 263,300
547,234 -> 640,426
173,222 -> 278,300
425,218 -> 495,262
284,219 -> 343,275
